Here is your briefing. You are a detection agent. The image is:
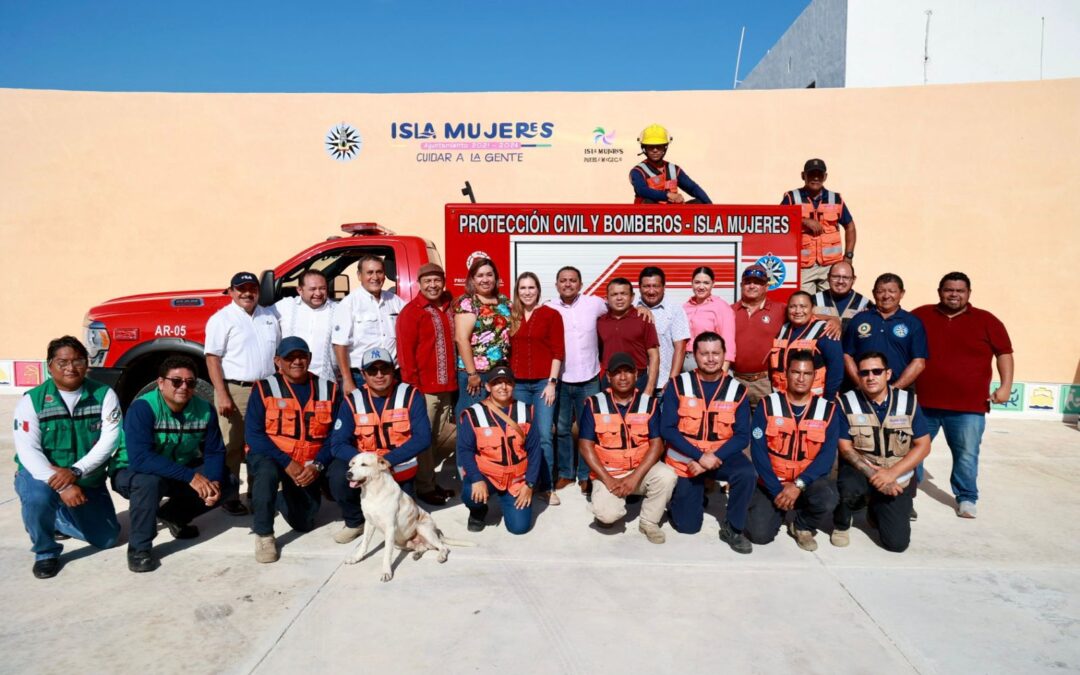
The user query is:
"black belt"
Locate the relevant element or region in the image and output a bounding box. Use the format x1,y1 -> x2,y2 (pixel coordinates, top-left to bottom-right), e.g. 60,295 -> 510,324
226,379 -> 254,387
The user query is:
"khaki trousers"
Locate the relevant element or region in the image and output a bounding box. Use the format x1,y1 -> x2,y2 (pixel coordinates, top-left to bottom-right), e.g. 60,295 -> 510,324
734,375 -> 773,409
415,392 -> 455,493
591,462 -> 677,526
217,382 -> 252,480
800,264 -> 831,294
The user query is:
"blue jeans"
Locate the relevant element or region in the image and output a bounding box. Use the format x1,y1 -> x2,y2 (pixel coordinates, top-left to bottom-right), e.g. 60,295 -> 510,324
14,470 -> 120,561
455,370 -> 493,420
556,377 -> 600,481
924,408 -> 985,504
460,476 -> 534,534
514,378 -> 557,491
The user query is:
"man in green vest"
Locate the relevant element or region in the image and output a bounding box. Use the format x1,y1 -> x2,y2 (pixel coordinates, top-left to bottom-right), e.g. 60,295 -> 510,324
12,336 -> 123,578
112,355 -> 226,572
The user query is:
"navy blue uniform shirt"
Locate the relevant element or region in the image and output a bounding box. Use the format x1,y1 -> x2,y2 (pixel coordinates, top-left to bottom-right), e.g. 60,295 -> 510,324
842,308 -> 928,382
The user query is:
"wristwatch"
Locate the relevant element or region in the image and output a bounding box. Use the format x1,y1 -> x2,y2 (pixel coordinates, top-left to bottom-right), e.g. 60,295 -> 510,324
843,252 -> 854,260
70,466 -> 84,480
794,477 -> 807,491
548,377 -> 558,385
310,462 -> 324,473
525,481 -> 536,490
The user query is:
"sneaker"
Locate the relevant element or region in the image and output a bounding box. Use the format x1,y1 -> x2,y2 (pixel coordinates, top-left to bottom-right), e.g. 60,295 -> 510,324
255,535 -> 279,563
160,519 -> 199,539
333,525 -> 364,544
538,490 -> 561,506
417,490 -> 450,506
221,498 -> 250,516
957,501 -> 977,519
32,558 -> 60,579
788,522 -> 818,552
718,521 -> 752,554
53,531 -> 71,541
127,549 -> 158,573
909,507 -> 918,521
639,520 -> 666,544
554,477 -> 575,491
830,529 -> 850,547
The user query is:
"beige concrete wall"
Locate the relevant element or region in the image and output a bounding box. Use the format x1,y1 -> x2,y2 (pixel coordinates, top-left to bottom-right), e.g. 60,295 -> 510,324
1,80 -> 1077,382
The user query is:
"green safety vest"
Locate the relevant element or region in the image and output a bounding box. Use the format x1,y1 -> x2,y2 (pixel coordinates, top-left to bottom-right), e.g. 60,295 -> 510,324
137,388 -> 212,467
16,378 -> 117,487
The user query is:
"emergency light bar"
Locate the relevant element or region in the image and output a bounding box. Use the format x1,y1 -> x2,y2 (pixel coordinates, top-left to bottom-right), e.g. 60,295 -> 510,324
341,222 -> 395,236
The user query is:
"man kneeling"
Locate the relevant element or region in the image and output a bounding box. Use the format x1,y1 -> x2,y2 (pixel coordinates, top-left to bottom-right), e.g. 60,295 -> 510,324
580,353 -> 675,543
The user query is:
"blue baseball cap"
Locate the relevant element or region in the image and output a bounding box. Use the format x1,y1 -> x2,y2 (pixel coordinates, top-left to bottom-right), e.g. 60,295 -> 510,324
276,336 -> 311,358
361,347 -> 395,369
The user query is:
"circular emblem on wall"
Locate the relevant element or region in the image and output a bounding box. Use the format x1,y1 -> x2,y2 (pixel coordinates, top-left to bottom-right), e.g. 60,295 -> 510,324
752,427 -> 763,439
466,251 -> 492,270
325,123 -> 362,162
892,323 -> 909,338
857,322 -> 872,336
755,254 -> 786,291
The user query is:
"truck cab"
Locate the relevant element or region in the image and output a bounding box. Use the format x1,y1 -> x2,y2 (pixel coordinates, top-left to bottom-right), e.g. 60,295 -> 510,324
85,223 -> 441,404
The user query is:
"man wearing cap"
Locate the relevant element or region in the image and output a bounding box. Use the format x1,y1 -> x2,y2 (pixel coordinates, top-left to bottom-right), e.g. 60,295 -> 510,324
396,262 -> 457,506
205,271 -> 281,515
113,355 -> 226,572
245,337 -> 340,563
273,269 -> 339,381
326,348 -> 431,544
782,159 -> 857,293
333,255 -> 405,396
457,364 -> 542,534
812,260 -> 873,332
732,264 -> 787,408
636,266 -> 691,397
597,277 -> 660,396
630,124 -> 712,204
579,353 -> 675,543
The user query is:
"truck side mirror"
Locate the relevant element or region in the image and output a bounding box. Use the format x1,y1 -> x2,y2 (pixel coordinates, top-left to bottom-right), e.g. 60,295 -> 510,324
332,274 -> 350,300
259,270 -> 276,306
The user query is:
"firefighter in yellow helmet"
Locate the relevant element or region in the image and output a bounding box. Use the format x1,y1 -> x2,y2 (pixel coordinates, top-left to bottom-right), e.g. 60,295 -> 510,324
629,124 -> 712,205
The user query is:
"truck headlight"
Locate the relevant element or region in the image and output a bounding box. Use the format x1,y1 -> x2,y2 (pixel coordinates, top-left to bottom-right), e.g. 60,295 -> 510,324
85,318 -> 111,366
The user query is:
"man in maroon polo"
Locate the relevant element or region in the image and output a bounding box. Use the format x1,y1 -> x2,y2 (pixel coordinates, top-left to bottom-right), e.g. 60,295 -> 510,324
732,265 -> 787,407
912,272 -> 1013,519
597,278 -> 660,395
396,262 -> 457,505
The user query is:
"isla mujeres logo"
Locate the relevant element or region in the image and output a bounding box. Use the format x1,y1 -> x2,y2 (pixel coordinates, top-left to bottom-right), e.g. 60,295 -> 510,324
392,121 -> 555,163
593,127 -> 616,145
325,123 -> 362,162
756,254 -> 786,291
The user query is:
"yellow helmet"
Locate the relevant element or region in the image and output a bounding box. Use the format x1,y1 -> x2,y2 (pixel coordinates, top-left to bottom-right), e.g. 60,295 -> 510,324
638,124 -> 671,146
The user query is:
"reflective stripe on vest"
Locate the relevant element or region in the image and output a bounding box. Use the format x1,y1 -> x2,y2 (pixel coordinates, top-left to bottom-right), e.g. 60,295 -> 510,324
792,188 -> 844,267
634,161 -> 680,203
769,321 -> 828,395
467,401 -> 531,496
814,291 -> 870,322
19,378 -> 113,487
348,383 -> 417,481
141,388 -> 211,468
664,372 -> 745,478
762,393 -> 834,483
589,390 -> 654,478
258,374 -> 336,464
839,388 -> 917,474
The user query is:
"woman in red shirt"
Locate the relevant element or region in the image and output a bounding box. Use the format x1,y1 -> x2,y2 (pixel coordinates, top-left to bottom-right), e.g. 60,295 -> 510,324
509,272 -> 565,505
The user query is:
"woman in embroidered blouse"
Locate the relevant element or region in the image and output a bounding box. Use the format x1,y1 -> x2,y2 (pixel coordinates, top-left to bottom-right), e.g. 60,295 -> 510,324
682,266 -> 736,374
453,257 -> 512,417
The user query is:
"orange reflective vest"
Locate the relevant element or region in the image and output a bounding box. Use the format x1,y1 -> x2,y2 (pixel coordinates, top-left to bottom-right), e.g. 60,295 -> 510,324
814,290 -> 870,323
466,401 -> 532,496
761,392 -> 834,484
633,161 -> 680,204
838,388 -> 917,486
257,374 -> 336,464
665,372 -> 746,478
769,320 -> 829,395
346,383 -> 419,482
789,188 -> 845,267
588,390 -> 655,479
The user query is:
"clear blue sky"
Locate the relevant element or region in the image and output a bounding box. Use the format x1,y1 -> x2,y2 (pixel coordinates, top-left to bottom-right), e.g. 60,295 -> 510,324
0,0 -> 809,92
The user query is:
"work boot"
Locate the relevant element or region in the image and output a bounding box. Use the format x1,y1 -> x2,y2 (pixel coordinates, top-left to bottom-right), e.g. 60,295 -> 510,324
127,549 -> 158,573
788,522 -> 818,552
417,490 -> 449,506
32,558 -> 61,579
639,520 -> 666,544
579,479 -> 592,496
719,521 -> 752,554
830,529 -> 850,547
160,518 -> 199,539
53,531 -> 71,541
221,498 -> 250,516
554,477 -> 575,491
909,507 -> 918,521
255,535 -> 279,563
333,524 -> 364,544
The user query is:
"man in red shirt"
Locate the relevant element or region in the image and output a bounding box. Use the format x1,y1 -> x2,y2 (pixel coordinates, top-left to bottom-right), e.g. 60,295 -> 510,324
396,263 -> 457,505
596,278 -> 660,395
732,265 -> 787,407
912,272 -> 1013,519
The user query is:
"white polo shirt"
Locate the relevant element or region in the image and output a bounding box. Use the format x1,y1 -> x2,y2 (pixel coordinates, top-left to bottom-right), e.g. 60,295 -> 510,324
331,289 -> 404,369
274,296 -> 339,381
204,302 -> 280,382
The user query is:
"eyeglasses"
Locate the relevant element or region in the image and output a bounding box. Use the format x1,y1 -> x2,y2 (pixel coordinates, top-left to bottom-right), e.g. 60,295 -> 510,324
828,275 -> 853,281
165,377 -> 198,389
857,368 -> 887,377
363,364 -> 394,375
52,358 -> 88,369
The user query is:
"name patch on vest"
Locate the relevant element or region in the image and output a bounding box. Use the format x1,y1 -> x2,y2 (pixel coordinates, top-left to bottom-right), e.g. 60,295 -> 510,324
886,416 -> 910,427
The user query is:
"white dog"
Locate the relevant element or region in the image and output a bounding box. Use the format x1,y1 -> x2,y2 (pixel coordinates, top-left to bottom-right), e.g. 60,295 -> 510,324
343,453 -> 458,582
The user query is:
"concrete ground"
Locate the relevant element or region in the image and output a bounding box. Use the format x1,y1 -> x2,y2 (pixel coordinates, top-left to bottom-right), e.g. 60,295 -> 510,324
0,396 -> 1078,675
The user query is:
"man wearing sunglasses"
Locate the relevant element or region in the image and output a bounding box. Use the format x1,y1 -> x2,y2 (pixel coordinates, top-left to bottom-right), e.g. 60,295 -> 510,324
831,351 -> 931,552
113,356 -> 226,572
245,337 -> 340,563
13,336 -> 123,578
326,348 -> 431,544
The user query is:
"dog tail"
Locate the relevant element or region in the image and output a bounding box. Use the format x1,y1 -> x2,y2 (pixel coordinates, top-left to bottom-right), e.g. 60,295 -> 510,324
439,537 -> 478,548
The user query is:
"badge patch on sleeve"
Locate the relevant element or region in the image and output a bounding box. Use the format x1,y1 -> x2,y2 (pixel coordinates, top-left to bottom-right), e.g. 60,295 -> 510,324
752,427 -> 764,439
334,418 -> 343,430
